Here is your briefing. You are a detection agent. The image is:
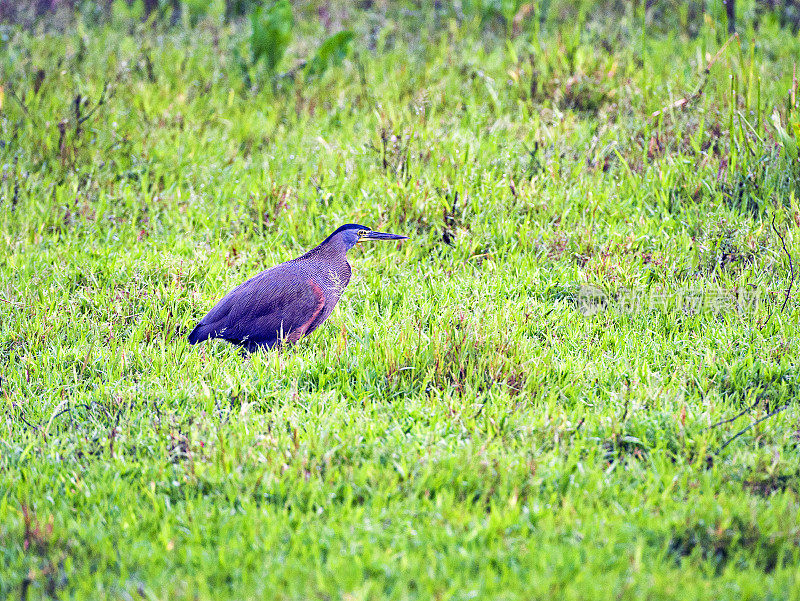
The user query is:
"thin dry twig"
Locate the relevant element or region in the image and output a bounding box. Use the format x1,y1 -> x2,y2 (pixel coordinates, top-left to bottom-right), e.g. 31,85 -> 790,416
10,401 -> 100,433
705,399 -> 760,431
467,252 -> 494,261
10,403 -> 40,431
50,403 -> 94,423
718,403 -> 793,452
651,33 -> 739,118
5,84 -> 36,125
76,82 -> 111,128
760,214 -> 795,329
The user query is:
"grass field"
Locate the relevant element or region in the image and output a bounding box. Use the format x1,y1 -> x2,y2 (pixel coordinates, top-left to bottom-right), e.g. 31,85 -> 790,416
2,1 -> 800,599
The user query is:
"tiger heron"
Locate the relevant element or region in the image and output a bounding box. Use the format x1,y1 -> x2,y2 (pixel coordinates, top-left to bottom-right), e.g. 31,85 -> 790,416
188,224 -> 408,352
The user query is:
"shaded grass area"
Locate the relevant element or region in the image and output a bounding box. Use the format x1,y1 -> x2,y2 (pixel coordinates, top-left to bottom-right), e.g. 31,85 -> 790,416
2,1 -> 800,599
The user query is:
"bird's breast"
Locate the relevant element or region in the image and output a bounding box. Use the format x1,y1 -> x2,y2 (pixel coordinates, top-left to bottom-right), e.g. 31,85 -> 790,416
298,259 -> 350,303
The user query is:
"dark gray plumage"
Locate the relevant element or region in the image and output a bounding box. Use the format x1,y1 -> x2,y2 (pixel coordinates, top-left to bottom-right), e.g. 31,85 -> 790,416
188,224 -> 407,352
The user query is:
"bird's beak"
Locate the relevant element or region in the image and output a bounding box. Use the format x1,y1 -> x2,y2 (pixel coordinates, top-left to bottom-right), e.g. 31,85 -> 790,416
361,230 -> 408,241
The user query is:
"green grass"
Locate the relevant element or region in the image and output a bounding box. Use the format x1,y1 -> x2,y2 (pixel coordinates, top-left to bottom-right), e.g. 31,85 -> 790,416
2,1 -> 800,599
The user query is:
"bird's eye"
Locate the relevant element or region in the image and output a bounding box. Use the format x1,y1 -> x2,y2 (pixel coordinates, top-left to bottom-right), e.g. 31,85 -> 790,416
358,230 -> 369,237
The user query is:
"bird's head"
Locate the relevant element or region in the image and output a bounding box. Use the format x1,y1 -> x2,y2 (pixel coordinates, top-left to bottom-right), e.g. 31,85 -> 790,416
326,224 -> 408,252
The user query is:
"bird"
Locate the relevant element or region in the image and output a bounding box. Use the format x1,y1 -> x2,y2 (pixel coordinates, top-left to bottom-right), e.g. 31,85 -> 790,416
188,224 -> 408,352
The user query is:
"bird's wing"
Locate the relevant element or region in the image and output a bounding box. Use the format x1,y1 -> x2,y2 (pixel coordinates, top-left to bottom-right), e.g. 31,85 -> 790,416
189,263 -> 325,348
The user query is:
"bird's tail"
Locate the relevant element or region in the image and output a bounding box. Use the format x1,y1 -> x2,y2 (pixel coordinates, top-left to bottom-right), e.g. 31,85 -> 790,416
187,323 -> 208,345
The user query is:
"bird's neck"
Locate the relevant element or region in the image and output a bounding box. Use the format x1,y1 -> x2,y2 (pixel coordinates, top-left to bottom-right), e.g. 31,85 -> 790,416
301,239 -> 348,260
